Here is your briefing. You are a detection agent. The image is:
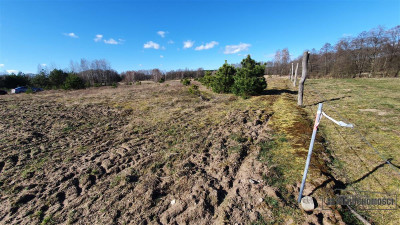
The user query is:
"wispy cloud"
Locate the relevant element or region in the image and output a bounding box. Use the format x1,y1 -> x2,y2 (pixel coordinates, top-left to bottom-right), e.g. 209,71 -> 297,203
41,63 -> 47,67
167,40 -> 174,44
94,34 -> 103,42
144,41 -> 160,49
104,38 -> 125,45
342,33 -> 353,37
157,31 -> 166,38
6,69 -> 19,74
195,41 -> 219,51
0,64 -> 4,67
183,40 -> 194,49
63,32 -> 78,38
224,43 -> 251,54
160,55 -> 164,58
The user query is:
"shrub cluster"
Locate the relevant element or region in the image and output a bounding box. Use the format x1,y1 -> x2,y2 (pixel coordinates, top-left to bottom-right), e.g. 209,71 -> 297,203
180,78 -> 191,86
63,74 -> 85,90
188,84 -> 200,96
201,55 -> 267,98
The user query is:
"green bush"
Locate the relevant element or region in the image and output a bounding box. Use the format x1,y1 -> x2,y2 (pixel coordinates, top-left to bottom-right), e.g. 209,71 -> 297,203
188,84 -> 200,95
181,78 -> 191,86
159,78 -> 165,83
231,55 -> 267,98
94,83 -> 101,87
200,71 -> 214,88
112,82 -> 118,88
63,74 -> 85,90
135,81 -> 141,85
211,60 -> 236,93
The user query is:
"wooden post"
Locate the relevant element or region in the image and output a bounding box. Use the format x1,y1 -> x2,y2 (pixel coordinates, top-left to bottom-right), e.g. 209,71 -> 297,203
293,63 -> 299,87
298,51 -> 310,106
291,63 -> 294,81
289,65 -> 292,80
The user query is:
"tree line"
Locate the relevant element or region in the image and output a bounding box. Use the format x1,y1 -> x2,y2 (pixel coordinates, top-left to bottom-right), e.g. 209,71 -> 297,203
120,68 -> 208,83
266,25 -> 400,78
0,59 -> 122,90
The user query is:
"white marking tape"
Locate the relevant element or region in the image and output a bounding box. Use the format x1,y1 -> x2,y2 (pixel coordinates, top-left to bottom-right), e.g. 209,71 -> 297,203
322,112 -> 354,128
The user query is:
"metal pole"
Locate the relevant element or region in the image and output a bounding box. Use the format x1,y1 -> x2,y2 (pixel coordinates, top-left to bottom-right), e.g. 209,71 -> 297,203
298,103 -> 323,203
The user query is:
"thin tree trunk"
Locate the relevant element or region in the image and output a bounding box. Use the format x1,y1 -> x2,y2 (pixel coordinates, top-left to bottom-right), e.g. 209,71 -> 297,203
293,63 -> 299,87
298,51 -> 310,106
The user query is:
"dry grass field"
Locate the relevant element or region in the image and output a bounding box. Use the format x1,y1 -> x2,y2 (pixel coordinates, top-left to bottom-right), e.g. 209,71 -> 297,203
0,77 -> 398,224
302,78 -> 400,224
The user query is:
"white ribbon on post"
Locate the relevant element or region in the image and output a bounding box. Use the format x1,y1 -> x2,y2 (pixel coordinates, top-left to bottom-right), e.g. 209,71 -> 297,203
322,112 -> 354,128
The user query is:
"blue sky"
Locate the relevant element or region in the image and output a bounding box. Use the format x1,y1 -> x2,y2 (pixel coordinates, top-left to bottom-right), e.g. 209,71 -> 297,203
0,0 -> 399,74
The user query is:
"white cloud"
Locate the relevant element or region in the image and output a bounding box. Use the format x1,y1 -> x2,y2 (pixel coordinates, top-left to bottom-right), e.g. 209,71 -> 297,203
104,38 -> 119,45
195,41 -> 219,51
157,31 -> 166,38
0,64 -> 4,67
167,40 -> 174,44
94,34 -> 103,42
224,43 -> 251,54
160,55 -> 164,58
144,41 -> 160,49
6,70 -> 19,74
41,63 -> 47,67
183,40 -> 194,49
64,32 -> 78,38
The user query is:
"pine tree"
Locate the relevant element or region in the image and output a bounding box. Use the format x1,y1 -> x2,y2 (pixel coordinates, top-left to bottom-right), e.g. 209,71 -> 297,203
232,55 -> 267,98
211,60 -> 236,93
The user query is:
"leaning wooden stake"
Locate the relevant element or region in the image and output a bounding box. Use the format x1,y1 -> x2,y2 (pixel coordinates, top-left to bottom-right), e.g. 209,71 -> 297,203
293,63 -> 299,87
298,51 -> 310,106
291,63 -> 294,81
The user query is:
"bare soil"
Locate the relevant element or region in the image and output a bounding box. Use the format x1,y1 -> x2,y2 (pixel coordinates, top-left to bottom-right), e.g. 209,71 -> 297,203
0,79 -> 344,224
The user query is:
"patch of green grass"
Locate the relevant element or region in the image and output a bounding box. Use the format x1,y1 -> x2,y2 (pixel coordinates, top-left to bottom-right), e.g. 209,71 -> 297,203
41,215 -> 54,225
63,125 -> 75,133
227,145 -> 242,155
31,210 -> 43,219
150,162 -> 164,173
77,146 -> 87,152
229,133 -> 247,143
264,196 -> 279,207
109,176 -> 122,188
21,158 -> 48,178
88,168 -> 99,176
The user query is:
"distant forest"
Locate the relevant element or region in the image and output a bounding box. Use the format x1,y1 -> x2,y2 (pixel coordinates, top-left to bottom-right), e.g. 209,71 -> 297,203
266,25 -> 400,78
